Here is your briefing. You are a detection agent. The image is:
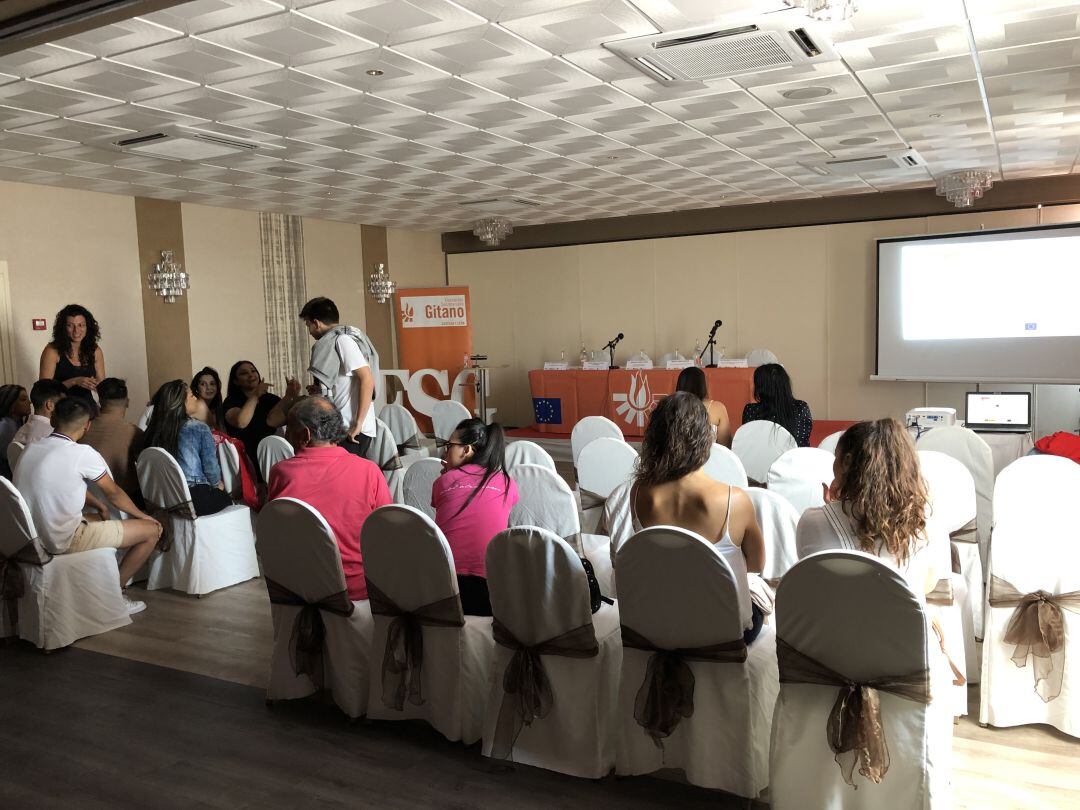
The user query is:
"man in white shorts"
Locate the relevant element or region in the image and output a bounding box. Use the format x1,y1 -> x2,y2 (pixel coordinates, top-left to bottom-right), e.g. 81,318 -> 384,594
14,397 -> 162,614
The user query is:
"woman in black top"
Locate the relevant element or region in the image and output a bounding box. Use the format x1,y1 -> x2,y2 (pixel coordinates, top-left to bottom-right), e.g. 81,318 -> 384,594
741,363 -> 813,447
39,304 -> 104,401
222,360 -> 299,469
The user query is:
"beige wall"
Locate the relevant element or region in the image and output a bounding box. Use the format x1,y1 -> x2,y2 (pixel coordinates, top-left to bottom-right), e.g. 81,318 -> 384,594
304,217 -> 366,333
387,228 -> 446,289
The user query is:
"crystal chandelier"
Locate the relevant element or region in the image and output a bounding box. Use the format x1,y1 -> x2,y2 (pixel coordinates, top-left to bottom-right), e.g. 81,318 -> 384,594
472,216 -> 513,246
785,0 -> 858,22
367,262 -> 396,304
147,250 -> 189,303
935,170 -> 994,208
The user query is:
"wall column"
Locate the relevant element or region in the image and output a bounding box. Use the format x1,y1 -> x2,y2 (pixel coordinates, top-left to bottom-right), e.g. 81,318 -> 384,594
360,224 -> 395,366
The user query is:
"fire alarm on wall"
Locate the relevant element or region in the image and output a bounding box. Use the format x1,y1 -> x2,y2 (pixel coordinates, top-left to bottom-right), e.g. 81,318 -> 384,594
32,318 -> 46,330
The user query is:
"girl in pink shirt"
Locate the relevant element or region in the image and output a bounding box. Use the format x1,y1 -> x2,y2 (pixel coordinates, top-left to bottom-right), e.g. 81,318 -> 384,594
432,419 -> 518,616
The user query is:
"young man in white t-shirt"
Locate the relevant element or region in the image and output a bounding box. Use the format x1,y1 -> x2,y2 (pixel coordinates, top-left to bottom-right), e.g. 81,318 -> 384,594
300,296 -> 377,457
14,397 -> 162,614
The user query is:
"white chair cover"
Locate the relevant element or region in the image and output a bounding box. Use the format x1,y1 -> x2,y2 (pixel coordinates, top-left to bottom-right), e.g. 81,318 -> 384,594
6,440 -> 25,473
256,498 -> 372,719
916,426 -> 994,571
732,420 -> 798,484
577,437 -> 637,504
508,463 -> 582,554
745,348 -> 779,367
0,477 -> 129,649
818,430 -> 846,454
135,403 -> 153,431
701,443 -> 749,488
136,447 -> 259,596
257,434 -> 295,483
980,456 -> 1080,737
401,457 -> 443,519
504,440 -> 556,473
217,441 -> 241,499
481,526 -> 621,777
378,403 -> 427,456
744,487 -> 800,584
771,551 -> 953,809
366,418 -> 403,493
767,447 -> 835,515
570,415 -> 623,468
361,505 -> 494,743
432,399 -> 471,443
614,526 -> 778,795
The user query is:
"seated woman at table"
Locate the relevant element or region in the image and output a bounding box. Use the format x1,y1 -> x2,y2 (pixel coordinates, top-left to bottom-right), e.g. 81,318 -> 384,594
741,362 -> 812,447
632,391 -> 766,644
676,366 -> 731,447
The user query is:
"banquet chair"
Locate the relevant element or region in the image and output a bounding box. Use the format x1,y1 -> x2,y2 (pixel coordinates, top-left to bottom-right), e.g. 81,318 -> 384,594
615,526 -> 778,796
481,526 -> 621,777
916,426 -> 994,573
401,457 -> 442,518
508,463 -> 583,555
732,421 -> 797,485
745,348 -> 779,367
771,551 -> 953,809
0,477 -> 130,649
744,488 -> 800,585
432,399 -> 471,445
257,434 -> 294,483
361,505 -> 494,743
378,402 -> 431,457
701,443 -> 749,488
136,403 -> 153,431
505,440 -> 556,473
6,439 -> 24,473
767,447 -> 835,515
136,447 -> 259,596
980,456 -> 1080,738
570,415 -> 623,470
817,430 -> 846,454
577,437 -> 637,510
217,441 -> 242,499
256,498 -> 372,719
366,418 -> 403,496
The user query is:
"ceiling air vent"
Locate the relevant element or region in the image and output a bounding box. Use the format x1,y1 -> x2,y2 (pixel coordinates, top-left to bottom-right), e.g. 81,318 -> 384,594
604,11 -> 839,83
460,197 -> 541,209
800,149 -> 925,177
112,126 -> 267,161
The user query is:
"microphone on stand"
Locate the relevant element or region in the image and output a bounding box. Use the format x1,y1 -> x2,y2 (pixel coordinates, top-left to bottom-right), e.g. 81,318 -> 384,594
604,332 -> 624,369
701,320 -> 723,368
708,319 -> 723,337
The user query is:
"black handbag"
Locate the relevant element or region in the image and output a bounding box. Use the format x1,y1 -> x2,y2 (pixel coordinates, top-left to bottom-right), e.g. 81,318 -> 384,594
580,557 -> 614,614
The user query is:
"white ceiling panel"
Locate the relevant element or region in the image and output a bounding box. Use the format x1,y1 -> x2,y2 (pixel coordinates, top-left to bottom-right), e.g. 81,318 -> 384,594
50,17 -> 183,58
499,1 -> 657,54
143,1 -> 285,35
0,79 -> 121,117
34,60 -> 196,102
296,0 -> 484,46
0,44 -> 95,79
201,9 -> 376,66
113,36 -> 282,84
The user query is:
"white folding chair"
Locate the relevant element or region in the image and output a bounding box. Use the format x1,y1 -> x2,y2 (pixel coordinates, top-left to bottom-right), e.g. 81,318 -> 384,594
6,440 -> 25,473
257,434 -> 295,483
577,437 -> 637,510
817,430 -> 846,454
615,526 -> 777,796
135,404 -> 153,431
744,488 -> 800,585
402,457 -> 443,518
701,443 -> 749,488
0,478 -> 129,650
570,415 -> 623,469
732,420 -> 798,485
771,551 -> 953,809
745,348 -> 779,367
767,447 -> 835,515
256,498 -> 373,719
432,399 -> 472,445
378,402 -> 430,457
916,426 -> 994,572
505,440 -> 556,473
481,526 -> 621,778
361,505 -> 494,743
980,456 -> 1080,738
508,463 -> 582,554
217,441 -> 242,499
136,447 -> 259,596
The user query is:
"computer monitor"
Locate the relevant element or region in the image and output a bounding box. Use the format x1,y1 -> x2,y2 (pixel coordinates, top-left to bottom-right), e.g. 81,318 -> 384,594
964,392 -> 1031,431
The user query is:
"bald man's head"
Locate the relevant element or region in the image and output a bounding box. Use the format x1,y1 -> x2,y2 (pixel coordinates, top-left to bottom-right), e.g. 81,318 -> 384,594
286,395 -> 344,449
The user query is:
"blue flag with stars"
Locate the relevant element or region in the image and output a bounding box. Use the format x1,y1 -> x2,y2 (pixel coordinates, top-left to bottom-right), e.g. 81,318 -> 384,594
533,397 -> 562,425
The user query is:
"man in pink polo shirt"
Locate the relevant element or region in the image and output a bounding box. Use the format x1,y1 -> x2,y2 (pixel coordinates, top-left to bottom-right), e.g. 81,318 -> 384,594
268,396 -> 391,600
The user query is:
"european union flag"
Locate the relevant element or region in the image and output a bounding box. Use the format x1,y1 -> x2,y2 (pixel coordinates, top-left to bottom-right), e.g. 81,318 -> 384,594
533,397 -> 562,425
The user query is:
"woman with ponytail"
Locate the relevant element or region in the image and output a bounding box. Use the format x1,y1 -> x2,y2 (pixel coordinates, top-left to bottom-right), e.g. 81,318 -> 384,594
432,418 -> 519,616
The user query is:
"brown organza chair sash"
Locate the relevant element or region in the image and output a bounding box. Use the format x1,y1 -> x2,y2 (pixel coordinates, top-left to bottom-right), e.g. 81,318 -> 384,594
0,542 -> 48,637
145,500 -> 198,552
777,637 -> 930,787
578,487 -> 606,511
925,578 -> 954,606
380,455 -> 403,473
367,580 -> 465,711
490,617 -> 599,760
988,574 -> 1080,702
621,625 -> 747,748
396,433 -> 422,456
265,577 -> 355,689
949,518 -> 977,544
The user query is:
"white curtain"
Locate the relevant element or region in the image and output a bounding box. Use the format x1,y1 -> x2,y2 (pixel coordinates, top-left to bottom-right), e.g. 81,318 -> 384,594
259,213 -> 309,386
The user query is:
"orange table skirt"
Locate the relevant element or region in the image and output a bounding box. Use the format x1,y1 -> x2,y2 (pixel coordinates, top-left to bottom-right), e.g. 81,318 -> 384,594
528,368 -> 755,439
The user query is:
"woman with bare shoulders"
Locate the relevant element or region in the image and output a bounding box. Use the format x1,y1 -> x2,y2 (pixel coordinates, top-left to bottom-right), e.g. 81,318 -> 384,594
675,365 -> 731,446
39,304 -> 104,402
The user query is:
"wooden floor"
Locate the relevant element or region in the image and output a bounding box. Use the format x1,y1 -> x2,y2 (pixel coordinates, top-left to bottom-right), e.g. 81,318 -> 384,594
0,578 -> 1072,808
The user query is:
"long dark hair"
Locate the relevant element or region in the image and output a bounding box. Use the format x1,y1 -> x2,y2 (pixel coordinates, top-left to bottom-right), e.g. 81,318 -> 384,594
0,384 -> 25,422
191,367 -> 224,427
144,380 -> 190,457
452,418 -> 509,516
51,304 -> 100,369
635,391 -> 711,486
752,363 -> 800,439
226,360 -> 260,402
675,366 -> 708,400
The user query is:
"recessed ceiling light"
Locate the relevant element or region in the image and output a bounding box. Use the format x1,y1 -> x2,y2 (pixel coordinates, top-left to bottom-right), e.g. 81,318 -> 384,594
780,85 -> 833,101
366,68 -> 384,77
838,136 -> 878,146
929,113 -> 942,119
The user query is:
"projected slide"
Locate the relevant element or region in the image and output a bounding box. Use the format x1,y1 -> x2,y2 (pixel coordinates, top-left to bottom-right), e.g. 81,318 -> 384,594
900,235 -> 1080,340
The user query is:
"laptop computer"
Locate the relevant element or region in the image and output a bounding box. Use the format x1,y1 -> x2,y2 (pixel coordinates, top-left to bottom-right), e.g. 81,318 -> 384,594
964,392 -> 1031,433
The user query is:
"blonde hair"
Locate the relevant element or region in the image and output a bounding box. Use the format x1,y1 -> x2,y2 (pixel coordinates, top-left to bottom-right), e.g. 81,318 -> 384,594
833,419 -> 927,567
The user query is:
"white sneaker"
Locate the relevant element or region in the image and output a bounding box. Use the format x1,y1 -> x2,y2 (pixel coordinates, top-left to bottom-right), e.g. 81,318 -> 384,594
123,594 -> 147,615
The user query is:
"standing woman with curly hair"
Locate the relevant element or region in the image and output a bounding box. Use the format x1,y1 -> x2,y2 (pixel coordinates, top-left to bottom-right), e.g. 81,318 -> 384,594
39,304 -> 104,401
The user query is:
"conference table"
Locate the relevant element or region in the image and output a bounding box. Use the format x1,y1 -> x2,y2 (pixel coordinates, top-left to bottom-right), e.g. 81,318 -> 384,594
528,367 -> 755,438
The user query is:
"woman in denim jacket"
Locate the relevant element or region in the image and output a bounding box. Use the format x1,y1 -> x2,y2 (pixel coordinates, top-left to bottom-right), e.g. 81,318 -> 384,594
144,380 -> 233,516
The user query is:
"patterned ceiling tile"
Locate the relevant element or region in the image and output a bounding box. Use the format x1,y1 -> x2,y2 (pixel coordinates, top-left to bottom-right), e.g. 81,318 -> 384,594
212,68 -> 357,107
0,104 -> 56,129
836,25 -> 971,72
73,102 -> 208,132
141,1 -> 285,36
296,0 -> 483,46
461,56 -> 597,98
201,10 -> 376,67
51,17 -> 182,58
394,22 -> 543,75
112,36 -> 280,84
856,55 -> 977,95
33,60 -> 196,103
0,79 -> 121,117
137,85 -> 281,120
979,39 -> 1080,79
0,44 -> 95,79
499,1 -> 657,54
294,48 -> 446,93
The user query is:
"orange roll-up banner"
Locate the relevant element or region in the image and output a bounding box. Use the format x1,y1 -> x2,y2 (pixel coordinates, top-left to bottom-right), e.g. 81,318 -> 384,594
394,287 -> 473,432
